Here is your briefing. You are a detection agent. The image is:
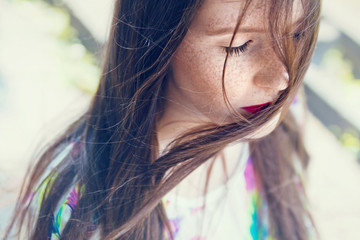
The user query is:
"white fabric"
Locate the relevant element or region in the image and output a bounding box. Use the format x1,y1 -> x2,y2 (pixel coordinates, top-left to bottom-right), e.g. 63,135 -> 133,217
163,144 -> 252,240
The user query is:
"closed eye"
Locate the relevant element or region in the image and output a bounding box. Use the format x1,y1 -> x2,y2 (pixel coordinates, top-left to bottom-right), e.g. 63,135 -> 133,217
224,40 -> 253,56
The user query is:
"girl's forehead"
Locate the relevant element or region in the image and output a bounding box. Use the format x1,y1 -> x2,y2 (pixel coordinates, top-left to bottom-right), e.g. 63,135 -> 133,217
192,0 -> 265,33
193,0 -> 304,33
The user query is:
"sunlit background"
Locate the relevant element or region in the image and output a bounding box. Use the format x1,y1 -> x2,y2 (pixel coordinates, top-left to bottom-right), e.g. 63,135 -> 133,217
0,0 -> 359,239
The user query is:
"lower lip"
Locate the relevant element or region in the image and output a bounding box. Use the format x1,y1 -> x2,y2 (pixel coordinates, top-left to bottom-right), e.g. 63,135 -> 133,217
242,102 -> 271,114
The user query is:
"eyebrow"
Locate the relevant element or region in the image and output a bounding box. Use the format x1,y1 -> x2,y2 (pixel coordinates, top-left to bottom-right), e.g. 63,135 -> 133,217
206,26 -> 265,36
207,18 -> 304,36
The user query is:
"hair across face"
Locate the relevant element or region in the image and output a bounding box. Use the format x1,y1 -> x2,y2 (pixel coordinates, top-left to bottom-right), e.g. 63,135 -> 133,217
159,0 -> 307,141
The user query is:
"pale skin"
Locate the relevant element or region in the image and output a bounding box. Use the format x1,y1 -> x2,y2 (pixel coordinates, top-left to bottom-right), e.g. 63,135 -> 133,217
156,0 -> 303,197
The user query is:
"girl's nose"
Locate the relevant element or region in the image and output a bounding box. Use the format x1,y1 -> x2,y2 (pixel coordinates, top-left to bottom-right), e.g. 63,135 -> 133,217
253,47 -> 289,91
253,70 -> 289,91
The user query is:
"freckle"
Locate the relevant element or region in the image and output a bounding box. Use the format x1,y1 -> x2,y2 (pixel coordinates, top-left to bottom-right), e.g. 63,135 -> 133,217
207,16 -> 220,30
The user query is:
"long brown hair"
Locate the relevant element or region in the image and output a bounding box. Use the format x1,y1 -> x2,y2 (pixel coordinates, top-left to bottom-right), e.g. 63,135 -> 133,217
5,0 -> 321,239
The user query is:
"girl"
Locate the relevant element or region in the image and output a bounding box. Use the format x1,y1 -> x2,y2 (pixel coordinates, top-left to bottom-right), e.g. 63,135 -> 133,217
5,0 -> 321,239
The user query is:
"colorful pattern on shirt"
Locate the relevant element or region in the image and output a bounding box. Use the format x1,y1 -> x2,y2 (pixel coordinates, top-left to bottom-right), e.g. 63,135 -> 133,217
162,157 -> 275,240
39,155 -> 277,240
44,157 -> 275,240
50,185 -> 81,239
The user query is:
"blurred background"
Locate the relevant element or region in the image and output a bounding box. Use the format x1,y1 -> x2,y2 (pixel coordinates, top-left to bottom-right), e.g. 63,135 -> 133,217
0,0 -> 359,239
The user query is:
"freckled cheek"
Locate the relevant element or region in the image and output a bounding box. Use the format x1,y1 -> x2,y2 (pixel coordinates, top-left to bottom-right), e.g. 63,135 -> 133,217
175,43 -> 224,98
223,60 -> 253,95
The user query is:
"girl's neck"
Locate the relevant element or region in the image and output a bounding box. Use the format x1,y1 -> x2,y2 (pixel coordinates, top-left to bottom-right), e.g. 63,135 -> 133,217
157,116 -> 247,198
170,141 -> 247,198
156,84 -> 248,198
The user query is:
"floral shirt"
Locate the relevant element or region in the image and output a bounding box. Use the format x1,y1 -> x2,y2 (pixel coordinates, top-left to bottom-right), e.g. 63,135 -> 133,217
161,147 -> 275,240
38,94 -> 313,239
43,144 -> 278,240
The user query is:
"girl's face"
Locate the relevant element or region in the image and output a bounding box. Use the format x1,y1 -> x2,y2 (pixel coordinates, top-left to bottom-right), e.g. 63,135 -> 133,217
166,0 -> 302,128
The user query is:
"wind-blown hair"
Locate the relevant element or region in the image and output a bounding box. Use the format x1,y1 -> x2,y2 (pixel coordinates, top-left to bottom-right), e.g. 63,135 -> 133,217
5,0 -> 321,239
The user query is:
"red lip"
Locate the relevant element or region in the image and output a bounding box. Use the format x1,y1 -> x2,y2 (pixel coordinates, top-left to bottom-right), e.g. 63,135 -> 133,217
242,102 -> 272,114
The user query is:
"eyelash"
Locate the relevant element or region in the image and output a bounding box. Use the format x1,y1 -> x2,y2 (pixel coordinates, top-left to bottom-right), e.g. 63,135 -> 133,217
224,40 -> 253,56
223,32 -> 301,57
